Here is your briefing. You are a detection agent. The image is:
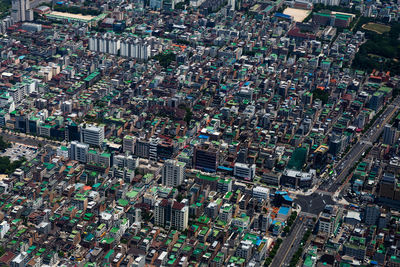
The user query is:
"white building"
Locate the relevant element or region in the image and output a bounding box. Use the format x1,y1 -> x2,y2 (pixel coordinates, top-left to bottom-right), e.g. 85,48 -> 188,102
235,240 -> 252,261
234,162 -> 256,180
120,38 -> 152,60
252,186 -> 269,200
0,221 -> 10,239
155,199 -> 189,231
81,124 -> 104,147
162,159 -> 185,187
89,33 -> 120,55
113,154 -> 139,170
10,252 -> 29,267
69,141 -> 89,163
311,0 -> 339,5
171,204 -> 189,231
11,0 -> 33,22
57,146 -> 69,159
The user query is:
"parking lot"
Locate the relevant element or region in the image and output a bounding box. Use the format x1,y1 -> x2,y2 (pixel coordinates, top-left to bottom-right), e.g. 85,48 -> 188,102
1,143 -> 38,161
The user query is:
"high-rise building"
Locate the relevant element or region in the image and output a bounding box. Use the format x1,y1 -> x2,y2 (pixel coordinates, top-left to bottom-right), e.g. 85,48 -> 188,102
149,137 -> 159,161
154,199 -> 188,231
194,142 -> 219,172
150,0 -> 163,10
81,124 -> 104,147
364,204 -> 380,225
171,202 -> 188,231
11,0 -> 32,22
88,33 -> 120,55
379,172 -> 396,199
120,38 -> 152,60
123,135 -> 136,153
383,124 -> 397,145
162,159 -> 185,187
66,122 -> 80,142
135,138 -> 149,159
69,141 -> 89,163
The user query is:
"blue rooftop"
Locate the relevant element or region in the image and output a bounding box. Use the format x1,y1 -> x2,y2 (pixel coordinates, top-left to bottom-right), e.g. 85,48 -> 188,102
278,206 -> 290,215
283,195 -> 293,202
218,166 -> 233,171
275,13 -> 292,20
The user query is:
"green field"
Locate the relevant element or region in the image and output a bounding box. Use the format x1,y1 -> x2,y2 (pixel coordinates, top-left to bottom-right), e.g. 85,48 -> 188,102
362,22 -> 391,34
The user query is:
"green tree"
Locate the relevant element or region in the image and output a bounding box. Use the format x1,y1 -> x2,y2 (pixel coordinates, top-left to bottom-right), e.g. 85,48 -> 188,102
153,52 -> 176,68
0,136 -> 10,150
184,108 -> 193,124
313,89 -> 329,104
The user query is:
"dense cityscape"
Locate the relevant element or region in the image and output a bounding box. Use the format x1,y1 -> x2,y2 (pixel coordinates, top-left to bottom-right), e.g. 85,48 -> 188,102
0,0 -> 398,265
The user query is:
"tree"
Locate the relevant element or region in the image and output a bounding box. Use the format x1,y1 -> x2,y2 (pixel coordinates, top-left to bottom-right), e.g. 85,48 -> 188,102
176,194 -> 183,202
313,89 -> 329,104
0,136 -> 9,150
184,108 -> 193,124
153,52 -> 176,68
0,156 -> 25,174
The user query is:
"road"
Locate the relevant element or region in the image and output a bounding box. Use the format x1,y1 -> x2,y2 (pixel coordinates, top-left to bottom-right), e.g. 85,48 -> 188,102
295,192 -> 335,214
326,96 -> 400,194
272,97 -> 400,267
281,217 -> 313,267
295,97 -> 400,215
271,215 -> 306,267
0,130 -> 62,148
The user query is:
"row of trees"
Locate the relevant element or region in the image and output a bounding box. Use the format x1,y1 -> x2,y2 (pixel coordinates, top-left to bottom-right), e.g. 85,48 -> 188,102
289,229 -> 312,267
283,211 -> 298,233
264,238 -> 283,266
53,5 -> 101,16
312,3 -> 361,16
41,2 -> 101,16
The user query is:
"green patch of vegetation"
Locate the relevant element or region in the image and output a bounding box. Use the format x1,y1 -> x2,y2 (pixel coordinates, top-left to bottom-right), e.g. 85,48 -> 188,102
53,4 -> 101,16
312,3 -> 360,16
0,156 -> 26,175
0,136 -> 10,151
362,22 -> 391,34
153,52 -> 176,68
312,88 -> 329,104
0,0 -> 11,19
352,22 -> 400,75
184,107 -> 193,124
